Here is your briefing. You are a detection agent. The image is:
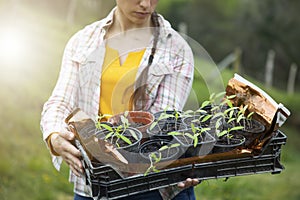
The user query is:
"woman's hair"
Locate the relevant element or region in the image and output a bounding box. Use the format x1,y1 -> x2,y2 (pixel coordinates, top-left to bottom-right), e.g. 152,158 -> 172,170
131,11 -> 160,111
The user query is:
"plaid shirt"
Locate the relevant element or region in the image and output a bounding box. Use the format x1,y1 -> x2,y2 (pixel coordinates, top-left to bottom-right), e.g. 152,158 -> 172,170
40,8 -> 194,200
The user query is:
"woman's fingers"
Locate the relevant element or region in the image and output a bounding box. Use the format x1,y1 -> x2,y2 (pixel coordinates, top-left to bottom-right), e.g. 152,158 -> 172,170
64,152 -> 83,176
177,178 -> 199,188
52,131 -> 80,156
60,130 -> 76,141
69,163 -> 83,177
62,138 -> 81,157
51,131 -> 83,177
177,181 -> 185,188
60,141 -> 83,175
192,178 -> 199,185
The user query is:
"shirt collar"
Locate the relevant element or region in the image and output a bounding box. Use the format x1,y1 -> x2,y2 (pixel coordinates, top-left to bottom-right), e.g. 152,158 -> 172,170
71,8 -> 173,64
102,7 -> 116,30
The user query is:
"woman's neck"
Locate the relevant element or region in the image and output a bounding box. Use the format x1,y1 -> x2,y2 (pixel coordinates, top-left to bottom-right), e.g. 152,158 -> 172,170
113,8 -> 152,33
104,8 -> 155,57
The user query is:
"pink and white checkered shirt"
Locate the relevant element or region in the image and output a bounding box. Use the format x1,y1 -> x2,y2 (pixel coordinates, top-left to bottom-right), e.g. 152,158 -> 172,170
40,8 -> 194,199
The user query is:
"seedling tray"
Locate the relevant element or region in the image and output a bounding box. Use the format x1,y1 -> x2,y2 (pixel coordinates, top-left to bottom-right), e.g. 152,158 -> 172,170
76,130 -> 286,200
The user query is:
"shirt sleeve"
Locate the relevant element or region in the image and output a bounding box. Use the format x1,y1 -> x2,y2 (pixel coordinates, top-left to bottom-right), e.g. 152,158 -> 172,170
40,33 -> 80,170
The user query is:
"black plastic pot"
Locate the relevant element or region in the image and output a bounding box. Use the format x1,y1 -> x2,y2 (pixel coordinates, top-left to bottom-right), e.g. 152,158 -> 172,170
213,134 -> 246,154
95,127 -> 142,163
173,128 -> 216,158
145,110 -> 185,140
236,119 -> 265,136
146,120 -> 186,141
182,114 -> 211,129
235,119 -> 265,146
76,121 -> 113,144
139,139 -> 181,164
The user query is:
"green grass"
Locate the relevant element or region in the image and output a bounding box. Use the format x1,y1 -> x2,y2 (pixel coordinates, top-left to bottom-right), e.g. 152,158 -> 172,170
0,3 -> 299,200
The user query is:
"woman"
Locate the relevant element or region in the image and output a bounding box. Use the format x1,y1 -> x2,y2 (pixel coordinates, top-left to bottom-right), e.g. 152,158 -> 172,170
41,0 -> 198,199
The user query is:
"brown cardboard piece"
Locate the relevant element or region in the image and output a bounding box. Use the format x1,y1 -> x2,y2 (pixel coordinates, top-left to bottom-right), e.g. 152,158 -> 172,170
225,74 -> 290,141
66,109 -> 128,165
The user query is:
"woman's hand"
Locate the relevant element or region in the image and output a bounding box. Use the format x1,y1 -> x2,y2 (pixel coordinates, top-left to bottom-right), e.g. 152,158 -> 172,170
50,131 -> 83,177
177,178 -> 199,189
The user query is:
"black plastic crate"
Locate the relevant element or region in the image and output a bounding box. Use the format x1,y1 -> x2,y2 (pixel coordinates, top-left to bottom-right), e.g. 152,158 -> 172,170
76,130 -> 286,200
258,130 -> 287,157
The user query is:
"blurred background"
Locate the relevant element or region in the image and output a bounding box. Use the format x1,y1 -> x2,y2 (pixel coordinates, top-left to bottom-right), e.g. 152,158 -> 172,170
0,0 -> 299,199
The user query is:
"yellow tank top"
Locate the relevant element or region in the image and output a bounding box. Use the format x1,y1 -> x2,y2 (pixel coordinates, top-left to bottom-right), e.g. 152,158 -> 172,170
99,45 -> 146,117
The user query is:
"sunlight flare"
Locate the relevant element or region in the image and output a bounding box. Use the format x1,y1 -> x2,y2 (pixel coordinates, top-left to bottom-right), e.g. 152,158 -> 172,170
0,27 -> 28,66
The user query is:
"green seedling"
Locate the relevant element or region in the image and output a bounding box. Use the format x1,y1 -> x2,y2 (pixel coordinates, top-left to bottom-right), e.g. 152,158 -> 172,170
144,143 -> 180,176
